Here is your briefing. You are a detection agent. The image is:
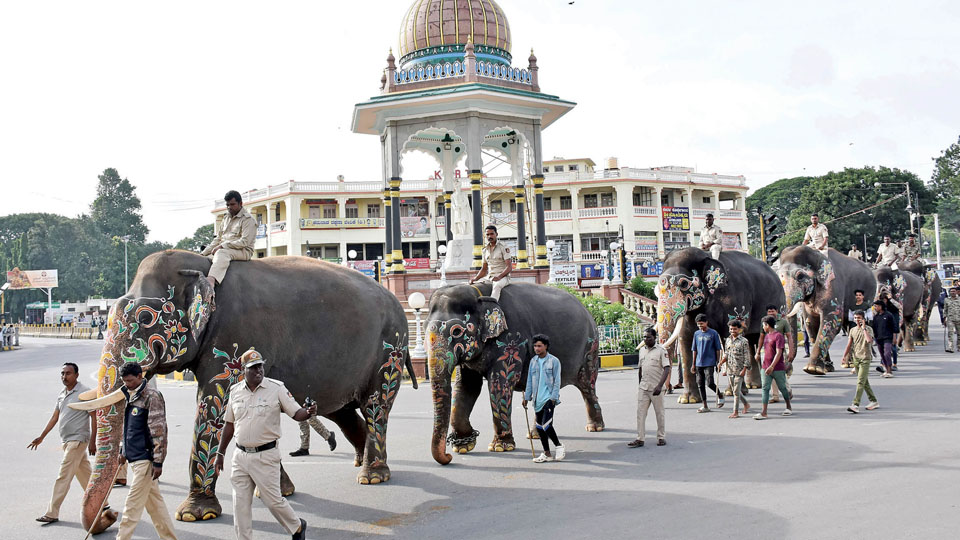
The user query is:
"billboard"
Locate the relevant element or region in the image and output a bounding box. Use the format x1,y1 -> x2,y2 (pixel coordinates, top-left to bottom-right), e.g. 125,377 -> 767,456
661,207 -> 690,231
554,263 -> 578,286
6,268 -> 58,289
400,216 -> 432,238
722,232 -> 742,250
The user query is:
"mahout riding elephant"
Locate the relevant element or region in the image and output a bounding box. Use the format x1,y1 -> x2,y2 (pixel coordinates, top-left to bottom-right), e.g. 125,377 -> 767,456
874,265 -> 924,352
778,246 -> 876,375
426,282 -> 603,465
654,248 -> 792,404
77,250 -> 415,534
900,260 -> 942,344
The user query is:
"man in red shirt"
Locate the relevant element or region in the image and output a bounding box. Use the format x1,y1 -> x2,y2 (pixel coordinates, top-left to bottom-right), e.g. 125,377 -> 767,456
753,316 -> 793,420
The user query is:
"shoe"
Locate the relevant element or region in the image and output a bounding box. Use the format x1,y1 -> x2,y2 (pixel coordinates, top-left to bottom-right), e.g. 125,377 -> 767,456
657,439 -> 666,446
866,401 -> 879,410
292,518 -> 306,540
882,372 -> 893,378
946,349 -> 954,353
847,405 -> 859,413
876,366 -> 885,374
627,439 -> 644,448
555,445 -> 566,461
533,453 -> 554,463
781,409 -> 793,417
35,516 -> 58,524
716,395 -> 725,408
697,406 -> 710,413
289,448 -> 309,457
850,368 -> 857,374
328,433 -> 337,452
892,365 -> 898,371
753,413 -> 767,420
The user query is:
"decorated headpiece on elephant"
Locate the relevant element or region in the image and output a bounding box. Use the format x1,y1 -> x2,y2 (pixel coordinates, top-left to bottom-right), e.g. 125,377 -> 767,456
778,246 -> 877,375
874,265 -> 924,352
656,248 -> 791,404
426,282 -> 604,465
77,250 -> 415,534
899,260 -> 942,345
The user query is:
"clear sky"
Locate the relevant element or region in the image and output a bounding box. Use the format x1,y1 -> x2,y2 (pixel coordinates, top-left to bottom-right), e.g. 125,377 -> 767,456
2,0 -> 958,244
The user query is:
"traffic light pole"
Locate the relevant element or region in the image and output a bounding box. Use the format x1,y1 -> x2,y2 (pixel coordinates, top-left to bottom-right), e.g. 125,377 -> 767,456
758,210 -> 767,263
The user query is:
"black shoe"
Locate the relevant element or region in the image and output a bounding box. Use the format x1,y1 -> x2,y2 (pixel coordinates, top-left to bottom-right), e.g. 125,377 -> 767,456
292,518 -> 306,540
327,433 -> 337,452
627,439 -> 644,448
875,366 -> 884,374
289,448 -> 309,457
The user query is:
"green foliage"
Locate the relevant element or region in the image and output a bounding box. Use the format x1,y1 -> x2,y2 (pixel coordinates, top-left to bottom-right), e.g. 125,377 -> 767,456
549,283 -> 641,327
91,168 -> 148,243
176,224 -> 215,252
627,276 -> 655,298
930,135 -> 960,230
744,176 -> 813,250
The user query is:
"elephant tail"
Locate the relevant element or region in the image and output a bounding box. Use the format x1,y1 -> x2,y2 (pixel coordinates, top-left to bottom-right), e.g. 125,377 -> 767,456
405,351 -> 419,389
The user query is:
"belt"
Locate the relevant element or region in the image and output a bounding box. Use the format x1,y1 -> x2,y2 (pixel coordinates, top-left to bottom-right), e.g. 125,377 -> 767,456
236,441 -> 277,453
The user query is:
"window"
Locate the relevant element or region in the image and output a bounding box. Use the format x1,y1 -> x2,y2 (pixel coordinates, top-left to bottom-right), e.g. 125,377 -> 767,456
256,213 -> 263,225
702,196 -> 712,204
560,196 -> 572,210
568,164 -> 579,172
600,192 -> 614,207
275,206 -> 281,221
553,165 -> 564,172
436,201 -> 445,216
633,187 -> 653,207
345,206 -> 359,218
543,197 -> 552,211
583,194 -> 598,208
323,206 -> 337,219
580,232 -> 618,251
661,192 -> 670,206
664,232 -> 690,253
367,204 -> 380,218
308,206 -> 321,219
491,200 -> 503,213
509,199 -> 517,213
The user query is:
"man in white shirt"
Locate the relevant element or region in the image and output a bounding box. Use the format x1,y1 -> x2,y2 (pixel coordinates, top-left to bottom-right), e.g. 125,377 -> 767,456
875,236 -> 900,267
628,328 -> 671,448
699,213 -> 723,259
802,214 -> 829,256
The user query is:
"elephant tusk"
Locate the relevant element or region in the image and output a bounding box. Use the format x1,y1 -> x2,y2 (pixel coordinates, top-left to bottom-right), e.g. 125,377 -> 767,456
78,388 -> 99,401
663,316 -> 686,348
786,302 -> 804,319
69,388 -> 125,411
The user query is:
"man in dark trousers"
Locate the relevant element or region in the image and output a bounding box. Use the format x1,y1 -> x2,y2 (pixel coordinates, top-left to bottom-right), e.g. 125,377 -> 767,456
871,301 -> 897,378
691,314 -> 724,413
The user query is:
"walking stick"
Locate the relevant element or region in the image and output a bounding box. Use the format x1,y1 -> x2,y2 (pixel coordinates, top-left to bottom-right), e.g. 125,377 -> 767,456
522,404 -> 537,458
83,465 -> 122,540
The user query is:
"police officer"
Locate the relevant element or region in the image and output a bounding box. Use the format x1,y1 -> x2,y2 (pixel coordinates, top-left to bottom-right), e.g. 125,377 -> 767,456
216,350 -> 316,540
699,213 -> 723,259
902,234 -> 921,262
470,224 -> 513,301
944,287 -> 960,353
847,244 -> 863,261
875,236 -> 900,267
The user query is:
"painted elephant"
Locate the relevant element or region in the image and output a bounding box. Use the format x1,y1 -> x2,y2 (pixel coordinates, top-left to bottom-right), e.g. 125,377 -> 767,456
79,250 -> 415,534
426,282 -> 604,465
654,248 -> 792,404
778,246 -> 876,375
874,265 -> 924,352
900,260 -> 942,344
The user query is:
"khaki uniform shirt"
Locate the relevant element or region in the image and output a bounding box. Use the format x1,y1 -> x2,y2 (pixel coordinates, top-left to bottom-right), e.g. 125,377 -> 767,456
203,207 -> 257,255
723,335 -> 752,374
877,243 -> 899,266
803,224 -> 829,250
699,225 -> 723,248
847,249 -> 862,261
902,243 -> 921,261
482,241 -> 511,276
637,344 -> 670,393
944,297 -> 960,323
224,378 -> 301,447
848,324 -> 874,360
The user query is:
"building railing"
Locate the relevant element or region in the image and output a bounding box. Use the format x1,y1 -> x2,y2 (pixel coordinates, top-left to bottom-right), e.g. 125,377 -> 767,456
393,60 -> 533,87
621,290 -> 658,323
579,207 -> 617,218
719,209 -> 745,218
544,209 -> 572,220
633,206 -> 658,216
543,168 -> 746,187
691,208 -> 713,218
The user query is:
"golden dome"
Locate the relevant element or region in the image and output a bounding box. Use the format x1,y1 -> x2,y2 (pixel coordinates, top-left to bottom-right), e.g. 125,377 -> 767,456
398,0 -> 511,60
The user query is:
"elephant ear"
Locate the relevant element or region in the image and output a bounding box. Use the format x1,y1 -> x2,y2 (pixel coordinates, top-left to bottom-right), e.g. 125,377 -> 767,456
701,257 -> 727,295
179,270 -> 216,342
480,303 -> 508,342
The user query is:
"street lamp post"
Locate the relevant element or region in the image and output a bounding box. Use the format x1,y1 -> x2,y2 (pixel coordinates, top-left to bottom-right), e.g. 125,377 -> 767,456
437,244 -> 448,287
1,282 -> 9,324
348,249 -> 358,269
121,235 -> 131,292
409,291 -> 427,359
600,249 -> 611,285
874,181 -> 915,234
610,241 -> 622,285
546,239 -> 556,284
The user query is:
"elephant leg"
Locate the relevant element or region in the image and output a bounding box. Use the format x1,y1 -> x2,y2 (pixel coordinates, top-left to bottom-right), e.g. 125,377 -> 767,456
746,338 -> 762,389
486,357 -> 521,452
904,320 -> 917,352
175,382 -> 227,522
678,342 -> 702,404
357,345 -> 405,485
802,312 -> 827,375
329,407 -> 367,468
450,367 -> 483,454
576,340 -> 605,432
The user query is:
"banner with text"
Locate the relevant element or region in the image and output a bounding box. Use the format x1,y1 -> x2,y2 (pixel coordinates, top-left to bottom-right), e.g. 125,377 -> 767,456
300,217 -> 383,229
6,268 -> 58,289
554,263 -> 578,286
400,216 -> 432,238
661,207 -> 690,231
722,232 -> 743,250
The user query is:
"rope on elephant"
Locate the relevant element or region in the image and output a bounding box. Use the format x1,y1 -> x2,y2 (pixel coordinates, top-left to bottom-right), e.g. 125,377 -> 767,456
783,192 -> 907,236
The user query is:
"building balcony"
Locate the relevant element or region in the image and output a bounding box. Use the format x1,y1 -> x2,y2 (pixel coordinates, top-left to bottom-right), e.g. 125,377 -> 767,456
544,209 -> 572,220
633,206 -> 658,217
579,206 -> 617,219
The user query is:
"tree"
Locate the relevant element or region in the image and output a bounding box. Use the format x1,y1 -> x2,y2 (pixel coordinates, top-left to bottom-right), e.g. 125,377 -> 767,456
930,135 -> 960,230
90,168 -> 148,243
175,224 -> 214,252
744,176 -> 813,253
783,167 -> 931,256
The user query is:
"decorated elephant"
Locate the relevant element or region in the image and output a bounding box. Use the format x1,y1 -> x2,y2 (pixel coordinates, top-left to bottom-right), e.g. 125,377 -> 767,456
900,260 -> 942,344
778,246 -> 876,375
874,265 -> 924,352
78,250 -> 415,534
426,282 -> 604,465
654,248 -> 792,404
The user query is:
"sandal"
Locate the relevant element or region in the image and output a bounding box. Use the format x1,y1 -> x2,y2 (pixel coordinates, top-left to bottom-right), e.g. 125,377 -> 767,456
697,407 -> 710,413
753,413 -> 767,420
36,516 -> 58,524
657,439 -> 666,446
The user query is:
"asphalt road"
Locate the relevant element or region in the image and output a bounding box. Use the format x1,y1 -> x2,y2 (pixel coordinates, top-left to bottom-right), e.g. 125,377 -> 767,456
2,326 -> 958,540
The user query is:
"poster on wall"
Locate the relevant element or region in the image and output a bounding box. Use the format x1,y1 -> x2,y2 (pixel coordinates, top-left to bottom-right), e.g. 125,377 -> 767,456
661,207 -> 690,231
352,261 -> 377,279
722,232 -> 743,250
634,236 -> 658,254
554,263 -> 578,286
400,216 -> 432,238
5,268 -> 58,289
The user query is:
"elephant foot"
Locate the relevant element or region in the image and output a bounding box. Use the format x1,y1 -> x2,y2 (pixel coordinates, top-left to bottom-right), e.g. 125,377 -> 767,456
175,491 -> 222,522
769,395 -> 780,403
358,464 -> 391,485
585,422 -> 604,432
803,361 -> 826,376
449,429 -> 479,454
526,430 -> 540,440
747,383 -> 761,389
678,393 -> 702,404
724,387 -> 734,397
453,440 -> 477,454
89,508 -> 118,534
354,452 -> 363,467
824,362 -> 835,373
488,439 -> 516,452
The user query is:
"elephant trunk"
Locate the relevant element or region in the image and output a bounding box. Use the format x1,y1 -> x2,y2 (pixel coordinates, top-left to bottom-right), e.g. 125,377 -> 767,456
785,312 -> 798,363
427,332 -> 453,465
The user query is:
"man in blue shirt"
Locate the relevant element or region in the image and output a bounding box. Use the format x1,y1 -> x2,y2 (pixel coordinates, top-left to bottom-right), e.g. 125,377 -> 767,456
691,314 -> 725,413
522,334 -> 564,463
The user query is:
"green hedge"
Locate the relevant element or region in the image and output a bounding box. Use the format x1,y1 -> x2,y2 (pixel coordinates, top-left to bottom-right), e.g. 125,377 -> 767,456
550,283 -> 641,327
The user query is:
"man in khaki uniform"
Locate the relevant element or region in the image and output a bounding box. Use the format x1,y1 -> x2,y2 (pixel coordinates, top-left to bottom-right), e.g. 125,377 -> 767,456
848,244 -> 863,261
628,328 -> 670,448
202,190 -> 257,288
875,236 -> 900,267
943,287 -> 960,353
802,213 -> 829,256
216,350 -> 315,540
470,225 -> 513,301
699,213 -> 723,259
902,234 -> 921,262
29,363 -> 97,524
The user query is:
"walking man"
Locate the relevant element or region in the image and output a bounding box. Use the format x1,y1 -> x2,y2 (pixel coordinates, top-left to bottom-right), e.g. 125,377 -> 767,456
522,335 -> 565,463
802,214 -> 829,255
754,316 -> 793,419
202,190 -> 258,289
699,213 -> 723,259
880,292 -> 902,370
629,328 -> 670,447
871,301 -> 897,378
719,321 -> 751,418
115,363 -> 178,540
216,350 -> 314,540
470,225 -> 513,302
29,363 -> 97,524
847,244 -> 863,261
842,310 -> 879,413
842,290 -> 872,366
691,314 -> 725,413
289,415 -> 337,456
875,236 -> 900,267
765,305 -> 791,402
943,287 -> 960,353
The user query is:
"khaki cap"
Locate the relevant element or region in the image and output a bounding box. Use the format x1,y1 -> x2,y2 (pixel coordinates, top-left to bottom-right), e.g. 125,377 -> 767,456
241,349 -> 265,368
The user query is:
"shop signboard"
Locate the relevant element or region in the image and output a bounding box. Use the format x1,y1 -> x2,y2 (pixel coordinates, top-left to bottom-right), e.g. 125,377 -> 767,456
661,207 -> 690,231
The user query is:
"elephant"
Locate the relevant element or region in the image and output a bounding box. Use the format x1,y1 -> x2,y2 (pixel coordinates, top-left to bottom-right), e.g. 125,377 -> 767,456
654,248 -> 792,404
900,260 -> 942,344
874,265 -> 924,352
78,250 -> 415,534
778,246 -> 877,375
426,282 -> 604,465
